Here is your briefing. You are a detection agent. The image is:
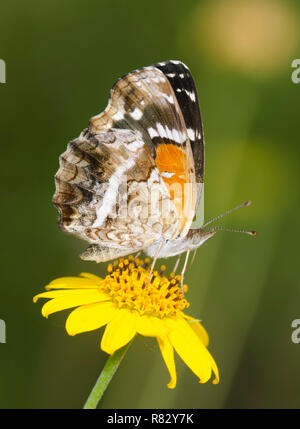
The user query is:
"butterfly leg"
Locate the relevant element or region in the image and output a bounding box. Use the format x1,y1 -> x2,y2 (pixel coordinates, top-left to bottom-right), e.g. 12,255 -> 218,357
180,249 -> 191,293
172,254 -> 182,274
189,249 -> 197,269
134,250 -> 142,260
146,240 -> 164,288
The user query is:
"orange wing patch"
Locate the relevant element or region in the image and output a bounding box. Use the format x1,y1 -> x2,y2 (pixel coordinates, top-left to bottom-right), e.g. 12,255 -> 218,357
155,143 -> 195,236
155,144 -> 187,189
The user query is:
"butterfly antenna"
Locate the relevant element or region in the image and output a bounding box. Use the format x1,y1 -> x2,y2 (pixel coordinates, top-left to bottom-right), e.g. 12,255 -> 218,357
202,200 -> 252,228
205,226 -> 257,237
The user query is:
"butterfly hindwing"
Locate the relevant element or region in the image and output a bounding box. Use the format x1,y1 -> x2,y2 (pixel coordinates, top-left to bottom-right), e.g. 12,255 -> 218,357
53,128 -> 179,260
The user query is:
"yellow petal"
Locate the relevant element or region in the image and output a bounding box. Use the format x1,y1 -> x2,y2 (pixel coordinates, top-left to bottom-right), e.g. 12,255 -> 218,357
157,336 -> 177,389
101,309 -> 138,354
165,317 -> 219,384
185,317 -> 209,347
45,276 -> 103,290
136,315 -> 166,337
79,273 -> 103,281
33,288 -> 107,302
66,301 -> 116,335
208,353 -> 220,385
34,289 -> 110,318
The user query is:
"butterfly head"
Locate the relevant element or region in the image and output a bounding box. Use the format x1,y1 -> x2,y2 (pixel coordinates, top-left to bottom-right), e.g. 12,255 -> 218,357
186,200 -> 257,251
186,228 -> 217,250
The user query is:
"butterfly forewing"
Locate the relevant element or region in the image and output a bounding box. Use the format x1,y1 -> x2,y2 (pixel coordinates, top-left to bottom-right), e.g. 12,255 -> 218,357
89,63 -> 199,235
154,61 -> 204,202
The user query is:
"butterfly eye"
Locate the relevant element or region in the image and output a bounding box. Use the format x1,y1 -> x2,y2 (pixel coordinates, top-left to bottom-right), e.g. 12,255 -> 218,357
191,235 -> 198,245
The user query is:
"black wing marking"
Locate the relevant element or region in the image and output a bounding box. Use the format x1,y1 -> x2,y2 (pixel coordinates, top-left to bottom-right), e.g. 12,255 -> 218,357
89,65 -> 189,160
153,60 -> 205,185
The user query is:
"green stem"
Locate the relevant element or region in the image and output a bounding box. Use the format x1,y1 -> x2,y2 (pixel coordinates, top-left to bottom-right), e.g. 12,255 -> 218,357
83,342 -> 131,409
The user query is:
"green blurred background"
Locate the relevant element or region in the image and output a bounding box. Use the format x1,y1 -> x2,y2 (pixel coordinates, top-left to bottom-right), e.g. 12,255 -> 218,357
1,0 -> 300,409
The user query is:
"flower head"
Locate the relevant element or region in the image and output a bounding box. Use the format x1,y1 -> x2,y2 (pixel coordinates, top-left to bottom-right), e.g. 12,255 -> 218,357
34,256 -> 219,388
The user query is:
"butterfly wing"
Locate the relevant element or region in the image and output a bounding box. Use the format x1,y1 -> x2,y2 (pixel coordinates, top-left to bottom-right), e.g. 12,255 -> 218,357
89,62 -> 200,236
54,61 -> 204,262
154,61 -> 205,207
53,128 -> 179,261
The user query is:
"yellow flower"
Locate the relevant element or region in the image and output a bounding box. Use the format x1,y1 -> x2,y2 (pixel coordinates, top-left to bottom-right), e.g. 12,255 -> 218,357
34,256 -> 219,388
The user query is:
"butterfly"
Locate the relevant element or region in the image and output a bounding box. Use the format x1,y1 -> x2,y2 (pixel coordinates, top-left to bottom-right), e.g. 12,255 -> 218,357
53,60 -> 255,285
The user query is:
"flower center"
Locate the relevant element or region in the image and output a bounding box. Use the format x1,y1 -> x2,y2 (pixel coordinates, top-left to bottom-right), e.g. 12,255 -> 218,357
101,256 -> 190,318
